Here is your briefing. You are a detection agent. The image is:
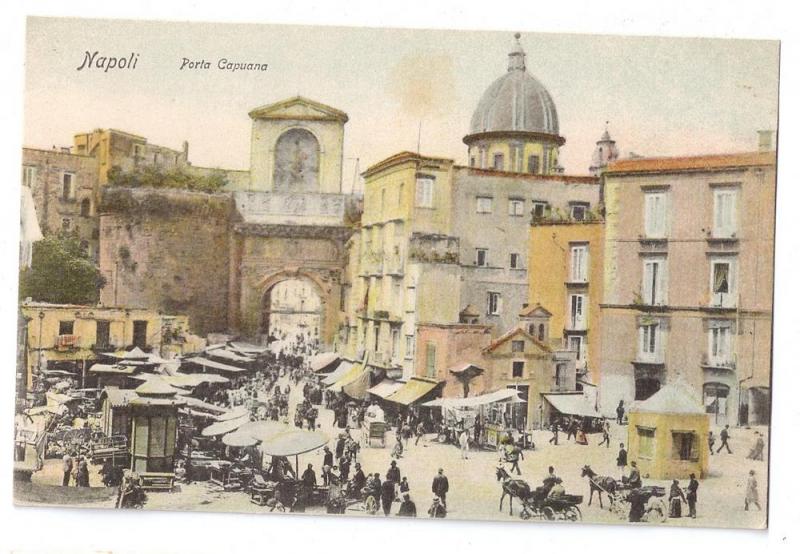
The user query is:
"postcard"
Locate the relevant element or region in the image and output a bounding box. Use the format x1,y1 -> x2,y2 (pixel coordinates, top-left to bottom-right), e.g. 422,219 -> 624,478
14,16 -> 778,529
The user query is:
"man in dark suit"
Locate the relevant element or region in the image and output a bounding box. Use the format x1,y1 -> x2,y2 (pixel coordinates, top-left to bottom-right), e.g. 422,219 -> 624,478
432,468 -> 449,509
687,473 -> 699,518
717,425 -> 733,454
301,463 -> 317,495
397,493 -> 417,517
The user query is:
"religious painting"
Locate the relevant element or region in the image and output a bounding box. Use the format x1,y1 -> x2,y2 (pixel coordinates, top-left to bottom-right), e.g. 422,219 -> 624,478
273,128 -> 321,192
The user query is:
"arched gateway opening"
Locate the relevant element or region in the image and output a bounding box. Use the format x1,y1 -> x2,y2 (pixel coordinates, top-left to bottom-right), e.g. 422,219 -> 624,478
261,278 -> 322,354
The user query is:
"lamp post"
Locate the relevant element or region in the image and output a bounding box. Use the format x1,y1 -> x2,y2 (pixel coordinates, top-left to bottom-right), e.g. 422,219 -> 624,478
36,311 -> 45,378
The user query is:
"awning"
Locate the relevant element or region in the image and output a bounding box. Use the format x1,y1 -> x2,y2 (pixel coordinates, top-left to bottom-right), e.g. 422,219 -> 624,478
205,345 -> 254,364
322,360 -> 355,386
180,395 -> 230,415
89,364 -> 138,375
258,430 -> 329,457
423,388 -> 523,408
201,414 -> 251,437
309,352 -> 340,372
542,393 -> 602,419
387,378 -> 440,405
367,379 -> 405,399
183,357 -> 249,374
329,359 -> 369,395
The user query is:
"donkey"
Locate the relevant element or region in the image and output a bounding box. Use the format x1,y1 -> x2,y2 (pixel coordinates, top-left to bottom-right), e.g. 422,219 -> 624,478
496,465 -> 531,516
581,465 -> 618,509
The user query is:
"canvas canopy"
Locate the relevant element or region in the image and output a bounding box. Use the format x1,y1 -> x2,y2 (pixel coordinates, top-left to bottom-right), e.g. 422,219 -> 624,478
258,430 -> 328,457
309,352 -> 340,372
542,393 -> 602,419
388,378 -> 440,405
423,388 -> 522,408
367,379 -> 404,399
322,360 -> 354,385
201,415 -> 250,437
184,356 -> 249,374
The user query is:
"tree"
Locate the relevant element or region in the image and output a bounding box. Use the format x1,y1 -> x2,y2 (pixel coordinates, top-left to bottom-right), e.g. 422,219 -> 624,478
19,235 -> 106,304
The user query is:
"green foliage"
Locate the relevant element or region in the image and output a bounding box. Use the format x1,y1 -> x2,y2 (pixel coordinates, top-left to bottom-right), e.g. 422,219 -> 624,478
19,235 -> 106,305
107,165 -> 228,193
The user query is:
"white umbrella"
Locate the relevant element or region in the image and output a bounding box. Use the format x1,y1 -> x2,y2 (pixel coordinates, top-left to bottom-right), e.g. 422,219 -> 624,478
201,415 -> 250,437
222,431 -> 259,447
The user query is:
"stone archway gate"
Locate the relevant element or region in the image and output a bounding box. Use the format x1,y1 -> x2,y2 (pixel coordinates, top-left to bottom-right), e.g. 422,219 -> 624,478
227,191 -> 356,348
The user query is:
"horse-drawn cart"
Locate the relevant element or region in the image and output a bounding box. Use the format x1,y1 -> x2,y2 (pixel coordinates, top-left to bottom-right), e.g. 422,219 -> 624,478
520,493 -> 583,521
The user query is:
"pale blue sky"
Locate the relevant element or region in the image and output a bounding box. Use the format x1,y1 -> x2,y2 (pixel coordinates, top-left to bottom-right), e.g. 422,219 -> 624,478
24,17 -> 779,188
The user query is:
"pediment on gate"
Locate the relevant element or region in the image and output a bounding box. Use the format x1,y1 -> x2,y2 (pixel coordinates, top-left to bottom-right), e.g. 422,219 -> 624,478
248,96 -> 349,123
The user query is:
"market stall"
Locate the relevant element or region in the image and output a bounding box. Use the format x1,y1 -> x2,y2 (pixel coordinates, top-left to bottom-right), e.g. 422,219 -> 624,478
423,388 -> 526,449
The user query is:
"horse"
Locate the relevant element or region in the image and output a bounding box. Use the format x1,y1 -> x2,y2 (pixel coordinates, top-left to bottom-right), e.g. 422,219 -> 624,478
581,465 -> 618,509
496,465 -> 531,516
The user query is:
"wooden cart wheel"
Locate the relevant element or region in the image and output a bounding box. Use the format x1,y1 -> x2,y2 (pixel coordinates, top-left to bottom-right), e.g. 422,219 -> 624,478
364,495 -> 377,515
519,507 -> 532,520
646,499 -> 667,523
542,506 -> 556,520
565,506 -> 582,521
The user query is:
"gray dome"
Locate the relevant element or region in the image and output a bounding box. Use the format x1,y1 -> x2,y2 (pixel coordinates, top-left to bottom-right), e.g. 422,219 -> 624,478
469,36 -> 560,137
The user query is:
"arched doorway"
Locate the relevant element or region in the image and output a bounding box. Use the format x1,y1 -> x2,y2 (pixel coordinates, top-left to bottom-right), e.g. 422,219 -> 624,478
703,382 -> 730,425
261,278 -> 323,354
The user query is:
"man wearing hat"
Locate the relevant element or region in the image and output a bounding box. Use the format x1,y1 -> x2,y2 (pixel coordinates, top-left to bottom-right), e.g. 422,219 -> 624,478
397,493 -> 417,517
351,462 -> 366,495
428,496 -> 446,518
431,468 -> 449,509
686,473 -> 699,518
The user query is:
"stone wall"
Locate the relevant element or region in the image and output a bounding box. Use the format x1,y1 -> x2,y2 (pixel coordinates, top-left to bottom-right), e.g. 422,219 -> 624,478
98,188 -> 234,335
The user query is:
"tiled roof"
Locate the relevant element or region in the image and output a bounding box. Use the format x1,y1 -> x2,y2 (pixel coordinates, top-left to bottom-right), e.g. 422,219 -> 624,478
605,151 -> 776,174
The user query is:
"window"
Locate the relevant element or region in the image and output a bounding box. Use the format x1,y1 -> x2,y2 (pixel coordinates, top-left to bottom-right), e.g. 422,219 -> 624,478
95,321 -> 110,348
568,294 -> 586,330
80,198 -> 91,217
642,258 -> 667,305
487,292 -> 501,316
397,183 -> 404,207
713,188 -> 738,238
133,143 -> 145,158
62,172 -> 75,200
708,325 -> 733,366
638,323 -> 661,362
537,323 -> 545,342
570,204 -> 588,221
469,156 -> 476,167
22,165 -> 35,188
58,321 -> 74,335
567,335 -> 584,361
475,248 -> 489,267
509,253 -> 522,269
637,427 -> 655,458
671,432 -> 698,461
508,199 -> 525,216
710,259 -> 736,307
425,342 -> 437,378
527,155 -> 540,174
555,363 -> 568,390
570,245 -> 588,282
380,189 -> 386,216
644,191 -> 668,238
492,153 -> 504,170
391,328 -> 400,359
132,320 -> 148,349
512,361 -> 524,378
476,196 -> 493,214
405,335 -> 415,360
511,340 -> 525,353
532,201 -> 549,220
373,325 -> 380,353
415,175 -> 434,208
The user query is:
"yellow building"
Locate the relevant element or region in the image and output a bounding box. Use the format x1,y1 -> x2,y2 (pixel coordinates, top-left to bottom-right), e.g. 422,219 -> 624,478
528,220 -> 604,385
19,301 -> 203,390
627,381 -> 710,479
352,152 -> 461,379
463,34 -> 565,175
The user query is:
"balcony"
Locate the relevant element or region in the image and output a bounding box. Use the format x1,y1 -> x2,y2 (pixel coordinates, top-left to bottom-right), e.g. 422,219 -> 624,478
701,353 -> 736,371
55,334 -> 79,350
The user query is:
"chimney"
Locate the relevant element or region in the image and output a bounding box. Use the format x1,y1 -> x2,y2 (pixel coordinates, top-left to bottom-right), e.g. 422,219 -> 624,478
757,130 -> 774,152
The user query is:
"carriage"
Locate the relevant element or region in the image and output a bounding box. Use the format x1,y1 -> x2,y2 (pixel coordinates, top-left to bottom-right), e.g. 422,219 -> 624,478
609,485 -> 667,522
520,493 -> 583,521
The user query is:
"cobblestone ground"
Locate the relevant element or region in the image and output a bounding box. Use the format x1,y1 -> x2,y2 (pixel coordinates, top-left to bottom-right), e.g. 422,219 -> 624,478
25,373 -> 769,529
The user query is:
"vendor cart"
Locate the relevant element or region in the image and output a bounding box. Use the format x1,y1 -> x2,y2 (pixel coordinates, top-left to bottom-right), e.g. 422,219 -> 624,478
362,421 -> 386,448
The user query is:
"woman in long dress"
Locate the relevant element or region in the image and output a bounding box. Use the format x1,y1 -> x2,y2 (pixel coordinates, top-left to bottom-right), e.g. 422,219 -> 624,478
745,470 -> 762,511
